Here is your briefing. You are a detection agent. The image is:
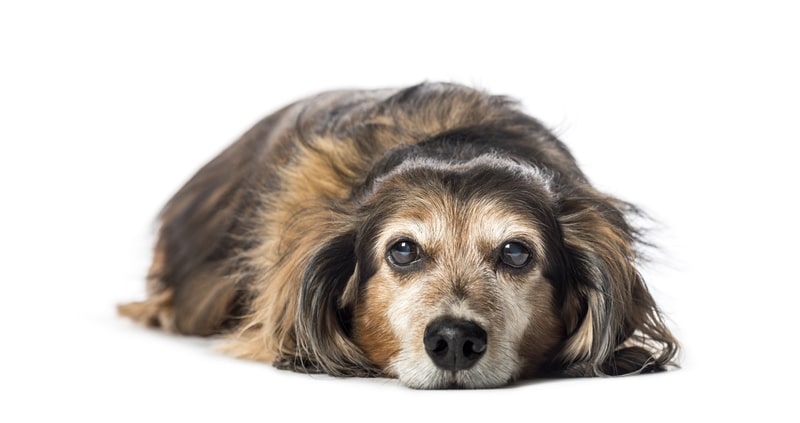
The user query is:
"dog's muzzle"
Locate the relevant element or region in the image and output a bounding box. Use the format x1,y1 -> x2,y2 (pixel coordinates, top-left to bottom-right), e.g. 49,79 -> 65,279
423,317 -> 487,371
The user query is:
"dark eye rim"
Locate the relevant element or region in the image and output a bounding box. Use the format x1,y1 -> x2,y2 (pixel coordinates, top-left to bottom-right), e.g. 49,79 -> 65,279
498,240 -> 534,269
386,239 -> 423,268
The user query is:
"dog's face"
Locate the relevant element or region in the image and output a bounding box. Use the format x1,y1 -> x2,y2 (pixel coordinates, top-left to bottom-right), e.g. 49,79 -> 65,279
343,157 -> 566,388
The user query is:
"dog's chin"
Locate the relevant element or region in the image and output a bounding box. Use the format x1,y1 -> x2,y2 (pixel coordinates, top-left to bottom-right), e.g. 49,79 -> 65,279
392,355 -> 517,389
399,368 -> 513,390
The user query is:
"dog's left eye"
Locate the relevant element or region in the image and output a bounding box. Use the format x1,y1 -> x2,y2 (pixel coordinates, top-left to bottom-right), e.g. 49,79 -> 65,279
500,242 -> 532,268
388,240 -> 421,266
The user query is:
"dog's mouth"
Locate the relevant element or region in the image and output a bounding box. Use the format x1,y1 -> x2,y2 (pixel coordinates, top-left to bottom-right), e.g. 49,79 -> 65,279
440,375 -> 498,390
401,366 -> 513,390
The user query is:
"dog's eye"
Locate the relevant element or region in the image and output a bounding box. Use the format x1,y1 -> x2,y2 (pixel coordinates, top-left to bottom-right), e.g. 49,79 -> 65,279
500,242 -> 531,268
388,240 -> 420,266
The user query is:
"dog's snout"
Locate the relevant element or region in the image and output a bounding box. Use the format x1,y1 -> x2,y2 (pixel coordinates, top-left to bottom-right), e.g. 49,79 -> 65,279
423,317 -> 487,371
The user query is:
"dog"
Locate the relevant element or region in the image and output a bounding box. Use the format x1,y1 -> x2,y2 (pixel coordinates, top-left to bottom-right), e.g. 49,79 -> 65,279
119,82 -> 679,388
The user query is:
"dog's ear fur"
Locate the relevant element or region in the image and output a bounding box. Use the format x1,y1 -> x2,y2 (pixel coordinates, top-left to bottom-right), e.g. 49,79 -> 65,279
555,187 -> 679,376
291,231 -> 379,377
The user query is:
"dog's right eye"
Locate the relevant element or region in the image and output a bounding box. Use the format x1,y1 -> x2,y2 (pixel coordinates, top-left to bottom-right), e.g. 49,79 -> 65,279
500,241 -> 532,268
388,240 -> 420,266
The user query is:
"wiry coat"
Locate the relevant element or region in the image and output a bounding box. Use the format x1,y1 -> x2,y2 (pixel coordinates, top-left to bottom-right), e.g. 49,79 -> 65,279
119,82 -> 678,388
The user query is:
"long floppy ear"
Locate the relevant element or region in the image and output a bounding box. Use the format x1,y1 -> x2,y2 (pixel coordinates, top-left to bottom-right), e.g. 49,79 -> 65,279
290,231 -> 379,377
556,187 -> 679,376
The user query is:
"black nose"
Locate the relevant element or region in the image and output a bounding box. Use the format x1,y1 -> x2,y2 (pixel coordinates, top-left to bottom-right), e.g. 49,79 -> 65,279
423,317 -> 487,371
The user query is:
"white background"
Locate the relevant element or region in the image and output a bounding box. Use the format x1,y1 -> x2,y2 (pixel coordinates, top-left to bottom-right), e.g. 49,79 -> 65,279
2,1 -> 798,421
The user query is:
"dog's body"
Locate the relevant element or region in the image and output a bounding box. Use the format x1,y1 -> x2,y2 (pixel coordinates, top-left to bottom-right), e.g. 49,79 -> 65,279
119,82 -> 678,388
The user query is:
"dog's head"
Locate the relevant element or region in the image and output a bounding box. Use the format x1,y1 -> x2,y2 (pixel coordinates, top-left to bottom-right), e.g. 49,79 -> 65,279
295,144 -> 677,389
350,153 -> 567,388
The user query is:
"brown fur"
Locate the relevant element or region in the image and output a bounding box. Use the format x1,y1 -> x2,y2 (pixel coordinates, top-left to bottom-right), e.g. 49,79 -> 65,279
119,82 -> 679,388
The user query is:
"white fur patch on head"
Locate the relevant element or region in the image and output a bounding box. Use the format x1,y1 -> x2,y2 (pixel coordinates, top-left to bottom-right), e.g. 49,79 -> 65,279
386,154 -> 555,196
